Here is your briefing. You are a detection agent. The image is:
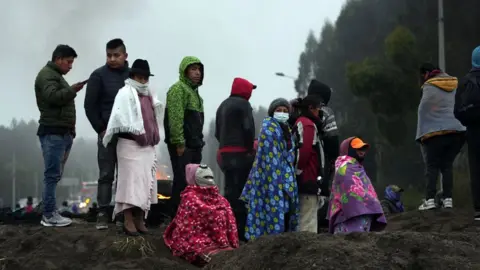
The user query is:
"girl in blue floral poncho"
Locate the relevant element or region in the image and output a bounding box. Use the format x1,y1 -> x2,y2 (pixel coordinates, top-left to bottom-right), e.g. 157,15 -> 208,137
240,98 -> 300,241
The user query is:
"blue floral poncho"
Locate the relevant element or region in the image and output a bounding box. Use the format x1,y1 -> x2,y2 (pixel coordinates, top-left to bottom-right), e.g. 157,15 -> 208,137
240,117 -> 300,241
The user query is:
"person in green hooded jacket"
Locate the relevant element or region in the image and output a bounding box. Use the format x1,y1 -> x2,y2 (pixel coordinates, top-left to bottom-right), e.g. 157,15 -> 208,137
164,56 -> 204,216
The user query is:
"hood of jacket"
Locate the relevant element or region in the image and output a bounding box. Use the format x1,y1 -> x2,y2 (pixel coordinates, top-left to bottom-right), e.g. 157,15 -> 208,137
185,163 -> 216,187
307,79 -> 332,105
179,56 -> 204,88
384,185 -> 403,202
185,164 -> 200,186
339,136 -> 369,163
472,46 -> 480,68
231,77 -> 255,100
339,137 -> 354,156
424,73 -> 458,92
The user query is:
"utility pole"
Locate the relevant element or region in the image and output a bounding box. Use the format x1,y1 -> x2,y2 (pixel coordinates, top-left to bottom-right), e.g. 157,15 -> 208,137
34,172 -> 39,199
437,0 -> 445,195
11,151 -> 16,209
438,0 -> 446,71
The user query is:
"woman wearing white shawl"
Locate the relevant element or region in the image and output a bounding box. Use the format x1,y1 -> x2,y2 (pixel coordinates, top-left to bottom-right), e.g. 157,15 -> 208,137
103,59 -> 164,236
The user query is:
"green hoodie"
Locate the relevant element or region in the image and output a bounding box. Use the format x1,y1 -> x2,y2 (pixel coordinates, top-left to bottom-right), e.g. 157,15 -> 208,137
164,56 -> 205,148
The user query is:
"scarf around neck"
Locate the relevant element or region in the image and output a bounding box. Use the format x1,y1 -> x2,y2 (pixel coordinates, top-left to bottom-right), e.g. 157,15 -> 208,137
127,78 -> 150,95
102,79 -> 164,147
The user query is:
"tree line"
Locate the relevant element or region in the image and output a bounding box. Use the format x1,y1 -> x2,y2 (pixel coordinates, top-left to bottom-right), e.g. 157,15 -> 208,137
0,105 -> 268,207
0,119 -> 98,207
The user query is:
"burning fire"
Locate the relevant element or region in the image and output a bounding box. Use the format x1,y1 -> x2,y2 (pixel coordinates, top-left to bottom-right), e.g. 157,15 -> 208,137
156,169 -> 170,180
157,194 -> 171,200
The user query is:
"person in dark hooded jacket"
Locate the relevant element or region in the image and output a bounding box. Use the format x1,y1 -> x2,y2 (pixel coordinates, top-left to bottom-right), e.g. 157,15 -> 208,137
304,79 -> 340,231
381,185 -> 405,216
307,80 -> 339,170
215,77 -> 256,242
454,46 -> 480,221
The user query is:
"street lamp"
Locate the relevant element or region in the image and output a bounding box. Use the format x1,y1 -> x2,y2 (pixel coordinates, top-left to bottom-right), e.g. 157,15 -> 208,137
275,72 -> 296,80
275,72 -> 310,98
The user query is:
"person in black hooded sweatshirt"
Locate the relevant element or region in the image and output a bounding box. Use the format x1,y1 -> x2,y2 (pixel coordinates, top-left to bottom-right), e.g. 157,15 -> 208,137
215,77 -> 256,242
305,80 -> 339,194
304,79 -> 339,231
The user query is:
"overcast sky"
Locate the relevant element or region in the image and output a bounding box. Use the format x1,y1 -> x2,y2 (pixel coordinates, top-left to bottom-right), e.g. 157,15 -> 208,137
0,0 -> 344,138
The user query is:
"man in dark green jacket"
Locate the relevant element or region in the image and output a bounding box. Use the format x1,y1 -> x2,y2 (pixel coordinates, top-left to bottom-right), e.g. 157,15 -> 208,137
164,56 -> 204,215
34,44 -> 85,227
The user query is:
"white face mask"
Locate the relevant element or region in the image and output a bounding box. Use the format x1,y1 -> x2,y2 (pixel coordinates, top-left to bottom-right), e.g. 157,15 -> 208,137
273,112 -> 289,123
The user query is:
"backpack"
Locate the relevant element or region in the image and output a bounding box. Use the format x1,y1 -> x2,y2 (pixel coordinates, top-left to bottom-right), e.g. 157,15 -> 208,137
454,73 -> 480,126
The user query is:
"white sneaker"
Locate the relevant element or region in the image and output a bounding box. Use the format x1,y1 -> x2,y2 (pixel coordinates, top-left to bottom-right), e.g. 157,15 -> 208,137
40,212 -> 72,227
442,198 -> 453,208
418,199 -> 436,210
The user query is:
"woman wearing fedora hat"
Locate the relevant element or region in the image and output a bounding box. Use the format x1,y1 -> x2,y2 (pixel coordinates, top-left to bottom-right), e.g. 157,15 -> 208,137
103,59 -> 164,236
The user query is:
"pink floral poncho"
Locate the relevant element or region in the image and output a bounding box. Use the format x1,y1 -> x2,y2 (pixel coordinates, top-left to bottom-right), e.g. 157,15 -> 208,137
327,154 -> 387,234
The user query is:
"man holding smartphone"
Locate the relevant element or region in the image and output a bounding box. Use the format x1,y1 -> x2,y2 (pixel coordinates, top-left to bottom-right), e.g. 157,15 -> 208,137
84,38 -> 129,230
35,44 -> 85,227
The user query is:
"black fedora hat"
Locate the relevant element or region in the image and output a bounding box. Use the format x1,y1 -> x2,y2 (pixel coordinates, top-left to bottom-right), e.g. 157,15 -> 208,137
130,59 -> 154,77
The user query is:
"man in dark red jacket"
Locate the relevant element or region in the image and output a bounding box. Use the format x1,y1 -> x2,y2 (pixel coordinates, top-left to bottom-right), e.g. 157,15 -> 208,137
294,94 -> 325,232
215,77 -> 256,241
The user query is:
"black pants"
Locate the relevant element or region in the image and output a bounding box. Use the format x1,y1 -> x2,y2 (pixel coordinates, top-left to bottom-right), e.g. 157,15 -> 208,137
220,152 -> 254,242
421,133 -> 465,199
168,145 -> 202,217
317,164 -> 333,232
467,127 -> 480,212
97,136 -> 118,212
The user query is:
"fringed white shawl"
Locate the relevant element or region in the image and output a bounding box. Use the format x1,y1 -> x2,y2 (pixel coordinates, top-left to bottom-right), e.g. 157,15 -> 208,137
103,79 -> 164,147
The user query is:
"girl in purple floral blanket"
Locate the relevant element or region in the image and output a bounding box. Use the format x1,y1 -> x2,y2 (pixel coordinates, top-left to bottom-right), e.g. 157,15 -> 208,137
327,137 -> 387,234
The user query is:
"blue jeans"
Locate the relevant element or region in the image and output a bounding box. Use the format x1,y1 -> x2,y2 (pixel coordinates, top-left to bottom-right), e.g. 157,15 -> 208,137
39,134 -> 73,216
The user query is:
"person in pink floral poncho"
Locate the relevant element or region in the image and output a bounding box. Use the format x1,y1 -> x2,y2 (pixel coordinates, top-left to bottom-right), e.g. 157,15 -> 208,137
327,136 -> 386,234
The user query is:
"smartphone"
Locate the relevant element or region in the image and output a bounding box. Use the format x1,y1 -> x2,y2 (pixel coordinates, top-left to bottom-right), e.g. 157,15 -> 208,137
81,79 -> 89,85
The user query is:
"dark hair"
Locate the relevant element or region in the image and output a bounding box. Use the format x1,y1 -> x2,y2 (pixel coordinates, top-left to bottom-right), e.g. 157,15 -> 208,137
51,45 -> 77,61
279,123 -> 292,148
296,95 -> 324,132
106,38 -> 126,52
298,95 -> 323,113
419,62 -> 438,74
289,98 -> 302,108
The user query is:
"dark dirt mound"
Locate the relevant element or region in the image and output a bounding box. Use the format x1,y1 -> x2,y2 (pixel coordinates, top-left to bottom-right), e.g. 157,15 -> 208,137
207,209 -> 480,270
385,208 -> 479,233
0,221 -> 196,270
2,210 -> 480,270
